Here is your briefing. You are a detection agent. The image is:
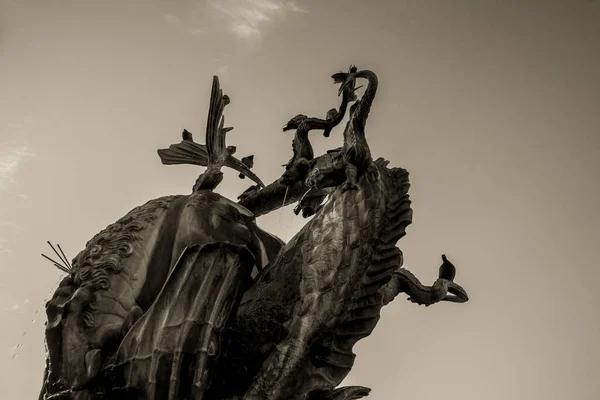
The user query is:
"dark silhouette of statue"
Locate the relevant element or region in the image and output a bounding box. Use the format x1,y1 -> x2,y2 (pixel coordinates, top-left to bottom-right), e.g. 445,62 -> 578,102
39,66 -> 469,400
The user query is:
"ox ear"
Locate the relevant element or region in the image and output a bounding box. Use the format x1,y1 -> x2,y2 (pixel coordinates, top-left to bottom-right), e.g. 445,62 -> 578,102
45,281 -> 76,329
47,286 -> 94,331
68,286 -> 94,312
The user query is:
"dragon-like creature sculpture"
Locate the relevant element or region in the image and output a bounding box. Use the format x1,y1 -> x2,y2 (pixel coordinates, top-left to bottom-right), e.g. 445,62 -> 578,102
39,66 -> 468,400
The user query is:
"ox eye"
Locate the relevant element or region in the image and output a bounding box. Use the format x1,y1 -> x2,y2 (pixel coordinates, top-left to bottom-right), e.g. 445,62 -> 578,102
56,288 -> 73,299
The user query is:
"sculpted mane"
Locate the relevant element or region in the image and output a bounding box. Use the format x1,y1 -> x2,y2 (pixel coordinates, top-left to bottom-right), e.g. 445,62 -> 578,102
68,196 -> 175,326
72,196 -> 175,290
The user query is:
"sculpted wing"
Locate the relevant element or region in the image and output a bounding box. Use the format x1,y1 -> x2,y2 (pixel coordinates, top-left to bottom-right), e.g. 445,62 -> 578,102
157,138 -> 209,166
158,77 -> 264,188
107,243 -> 255,399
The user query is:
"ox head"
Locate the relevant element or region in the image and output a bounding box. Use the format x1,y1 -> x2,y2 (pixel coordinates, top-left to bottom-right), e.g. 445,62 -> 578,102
41,276 -> 103,399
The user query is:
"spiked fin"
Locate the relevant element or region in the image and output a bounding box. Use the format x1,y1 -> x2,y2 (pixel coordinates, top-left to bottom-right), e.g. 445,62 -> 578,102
206,76 -> 229,168
316,162 -> 413,373
159,77 -> 265,188
241,155 -> 254,169
224,155 -> 265,187
238,155 -> 255,179
158,140 -> 209,166
182,129 -> 194,141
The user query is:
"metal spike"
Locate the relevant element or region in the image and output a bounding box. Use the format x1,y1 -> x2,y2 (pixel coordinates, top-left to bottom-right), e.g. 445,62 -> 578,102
56,244 -> 72,269
47,241 -> 69,270
41,253 -> 63,268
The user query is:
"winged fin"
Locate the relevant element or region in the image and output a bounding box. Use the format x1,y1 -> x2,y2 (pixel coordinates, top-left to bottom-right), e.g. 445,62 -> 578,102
157,141 -> 209,166
158,76 -> 265,189
206,77 -> 228,167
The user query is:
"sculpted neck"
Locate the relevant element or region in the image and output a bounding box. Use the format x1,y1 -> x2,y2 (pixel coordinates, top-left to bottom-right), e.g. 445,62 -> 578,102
351,70 -> 379,132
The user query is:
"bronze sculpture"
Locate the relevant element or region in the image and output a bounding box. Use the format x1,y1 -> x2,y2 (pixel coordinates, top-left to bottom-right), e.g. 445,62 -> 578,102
39,65 -> 469,400
280,65 -> 360,189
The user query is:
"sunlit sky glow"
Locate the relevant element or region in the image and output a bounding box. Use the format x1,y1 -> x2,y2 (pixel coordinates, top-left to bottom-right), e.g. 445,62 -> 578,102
1,1 -> 599,399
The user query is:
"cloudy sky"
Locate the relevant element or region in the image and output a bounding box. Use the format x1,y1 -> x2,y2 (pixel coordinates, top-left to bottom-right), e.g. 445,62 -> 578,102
1,0 -> 599,399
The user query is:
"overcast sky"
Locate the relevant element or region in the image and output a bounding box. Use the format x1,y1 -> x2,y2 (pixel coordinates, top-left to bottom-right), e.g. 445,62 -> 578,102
1,0 -> 599,399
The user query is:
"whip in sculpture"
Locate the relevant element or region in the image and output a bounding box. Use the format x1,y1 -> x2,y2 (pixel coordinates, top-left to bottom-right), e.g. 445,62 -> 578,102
39,65 -> 469,400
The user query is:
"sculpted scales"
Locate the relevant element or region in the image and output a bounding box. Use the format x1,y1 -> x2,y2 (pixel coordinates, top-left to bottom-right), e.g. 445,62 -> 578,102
39,65 -> 469,400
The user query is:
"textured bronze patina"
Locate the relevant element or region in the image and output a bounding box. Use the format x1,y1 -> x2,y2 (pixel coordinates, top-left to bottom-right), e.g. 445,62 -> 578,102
39,66 -> 469,400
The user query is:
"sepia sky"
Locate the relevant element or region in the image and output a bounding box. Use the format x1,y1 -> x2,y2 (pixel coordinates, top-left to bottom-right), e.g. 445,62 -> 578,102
1,0 -> 599,398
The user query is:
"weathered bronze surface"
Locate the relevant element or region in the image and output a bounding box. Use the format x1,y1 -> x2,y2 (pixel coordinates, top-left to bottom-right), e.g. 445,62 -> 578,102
39,66 -> 468,400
